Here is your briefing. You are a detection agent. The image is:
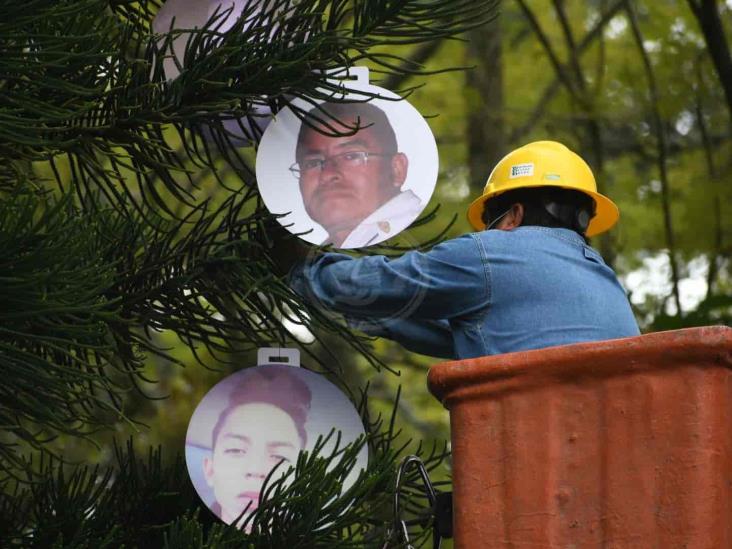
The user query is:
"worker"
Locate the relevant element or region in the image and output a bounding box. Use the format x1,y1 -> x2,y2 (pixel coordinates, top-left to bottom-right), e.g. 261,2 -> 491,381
288,140 -> 640,359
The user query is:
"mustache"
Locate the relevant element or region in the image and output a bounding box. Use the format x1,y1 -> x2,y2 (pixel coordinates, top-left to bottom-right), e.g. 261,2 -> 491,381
312,184 -> 356,201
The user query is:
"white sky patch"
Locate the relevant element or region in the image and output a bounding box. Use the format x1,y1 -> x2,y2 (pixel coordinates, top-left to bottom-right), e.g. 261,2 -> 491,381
670,16 -> 704,47
670,18 -> 686,36
643,40 -> 662,54
638,178 -> 662,200
282,316 -> 315,344
585,10 -> 600,29
679,256 -> 710,311
438,167 -> 471,201
636,185 -> 646,201
622,252 -> 708,316
675,110 -> 694,135
605,15 -> 627,39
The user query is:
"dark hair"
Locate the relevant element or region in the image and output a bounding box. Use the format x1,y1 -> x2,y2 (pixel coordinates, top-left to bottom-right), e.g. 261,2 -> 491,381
481,186 -> 595,236
210,366 -> 312,450
295,101 -> 398,159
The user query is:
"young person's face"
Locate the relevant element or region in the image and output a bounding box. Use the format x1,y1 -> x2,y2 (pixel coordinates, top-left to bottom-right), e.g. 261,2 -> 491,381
296,124 -> 408,241
203,402 -> 302,526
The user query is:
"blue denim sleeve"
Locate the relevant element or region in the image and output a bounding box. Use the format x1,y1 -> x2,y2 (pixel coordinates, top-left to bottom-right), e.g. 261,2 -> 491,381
289,234 -> 489,321
352,317 -> 455,359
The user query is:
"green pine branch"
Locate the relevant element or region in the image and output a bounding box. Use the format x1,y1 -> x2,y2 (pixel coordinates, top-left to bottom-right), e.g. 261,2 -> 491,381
1,0 -> 498,213
0,187 -> 389,480
0,0 -> 496,542
1,392 -> 449,548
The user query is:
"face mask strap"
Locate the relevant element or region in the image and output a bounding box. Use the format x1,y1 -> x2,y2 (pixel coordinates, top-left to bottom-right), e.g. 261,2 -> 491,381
485,208 -> 511,231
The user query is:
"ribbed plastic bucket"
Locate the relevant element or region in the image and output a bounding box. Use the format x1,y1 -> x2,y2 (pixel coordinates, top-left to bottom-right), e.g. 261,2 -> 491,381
428,327 -> 732,549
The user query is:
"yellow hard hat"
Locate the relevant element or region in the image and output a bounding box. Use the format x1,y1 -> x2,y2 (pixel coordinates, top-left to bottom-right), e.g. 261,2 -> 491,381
466,141 -> 619,237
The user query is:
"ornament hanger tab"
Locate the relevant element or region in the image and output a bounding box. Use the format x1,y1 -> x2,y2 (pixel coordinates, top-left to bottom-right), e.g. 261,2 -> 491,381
257,347 -> 300,367
325,66 -> 370,87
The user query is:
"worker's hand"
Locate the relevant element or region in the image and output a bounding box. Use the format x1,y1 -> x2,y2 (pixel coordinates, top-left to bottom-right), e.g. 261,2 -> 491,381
257,216 -> 313,277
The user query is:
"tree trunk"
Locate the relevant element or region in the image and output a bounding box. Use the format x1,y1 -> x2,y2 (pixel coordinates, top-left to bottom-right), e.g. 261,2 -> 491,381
687,0 -> 732,121
626,0 -> 683,317
465,18 -> 505,193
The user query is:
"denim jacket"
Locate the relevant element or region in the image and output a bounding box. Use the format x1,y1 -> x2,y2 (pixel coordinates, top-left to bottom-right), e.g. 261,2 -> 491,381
290,227 -> 640,359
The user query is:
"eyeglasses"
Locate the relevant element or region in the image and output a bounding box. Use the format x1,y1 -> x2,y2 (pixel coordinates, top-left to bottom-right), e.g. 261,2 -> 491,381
289,151 -> 392,178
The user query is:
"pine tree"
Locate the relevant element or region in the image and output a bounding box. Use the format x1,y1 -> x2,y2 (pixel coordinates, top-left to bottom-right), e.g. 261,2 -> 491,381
0,1 -> 496,546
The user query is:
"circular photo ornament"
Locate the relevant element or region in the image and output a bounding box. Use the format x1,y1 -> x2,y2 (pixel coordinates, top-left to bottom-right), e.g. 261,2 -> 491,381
185,348 -> 368,528
152,0 -> 275,143
256,66 -> 439,249
152,0 -> 268,80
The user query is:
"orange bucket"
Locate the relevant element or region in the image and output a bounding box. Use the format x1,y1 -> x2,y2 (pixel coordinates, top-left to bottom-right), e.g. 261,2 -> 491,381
428,327 -> 732,548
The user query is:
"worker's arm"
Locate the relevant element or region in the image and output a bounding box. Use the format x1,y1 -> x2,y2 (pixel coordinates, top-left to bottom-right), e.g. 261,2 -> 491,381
352,317 -> 455,359
289,233 -> 489,321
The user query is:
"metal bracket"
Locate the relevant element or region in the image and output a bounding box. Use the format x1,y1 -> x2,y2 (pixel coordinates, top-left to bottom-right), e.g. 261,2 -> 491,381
433,491 -> 453,541
385,455 -> 453,548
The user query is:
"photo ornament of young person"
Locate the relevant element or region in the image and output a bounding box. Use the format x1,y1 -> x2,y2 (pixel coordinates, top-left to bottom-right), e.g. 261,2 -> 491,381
184,349 -> 368,528
256,67 -> 439,249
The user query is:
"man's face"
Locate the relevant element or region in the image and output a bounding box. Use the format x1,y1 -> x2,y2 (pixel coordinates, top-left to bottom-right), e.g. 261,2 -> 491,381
296,123 -> 408,240
203,402 -> 302,526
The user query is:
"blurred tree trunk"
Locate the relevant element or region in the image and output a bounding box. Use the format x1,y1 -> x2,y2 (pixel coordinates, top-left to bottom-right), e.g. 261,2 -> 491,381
383,40 -> 444,92
687,0 -> 732,122
465,17 -> 505,193
625,0 -> 683,317
686,0 -> 732,307
694,64 -> 724,299
516,0 -> 617,266
509,0 -> 624,144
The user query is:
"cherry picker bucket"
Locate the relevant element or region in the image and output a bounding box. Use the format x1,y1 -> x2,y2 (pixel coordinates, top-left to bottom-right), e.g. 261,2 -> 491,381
428,326 -> 732,549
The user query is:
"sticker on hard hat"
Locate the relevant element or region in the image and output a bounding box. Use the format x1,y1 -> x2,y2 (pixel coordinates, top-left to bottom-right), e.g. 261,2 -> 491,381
510,163 -> 534,178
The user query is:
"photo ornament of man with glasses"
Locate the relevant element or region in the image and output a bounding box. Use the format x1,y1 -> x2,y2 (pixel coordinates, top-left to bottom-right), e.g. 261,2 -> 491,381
256,67 -> 439,248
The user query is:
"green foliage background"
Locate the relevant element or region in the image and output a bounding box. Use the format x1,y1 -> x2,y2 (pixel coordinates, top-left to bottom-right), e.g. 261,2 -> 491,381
1,0 -> 730,547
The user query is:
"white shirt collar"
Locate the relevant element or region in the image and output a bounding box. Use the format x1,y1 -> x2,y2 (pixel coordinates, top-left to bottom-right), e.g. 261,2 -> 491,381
338,190 -> 423,248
